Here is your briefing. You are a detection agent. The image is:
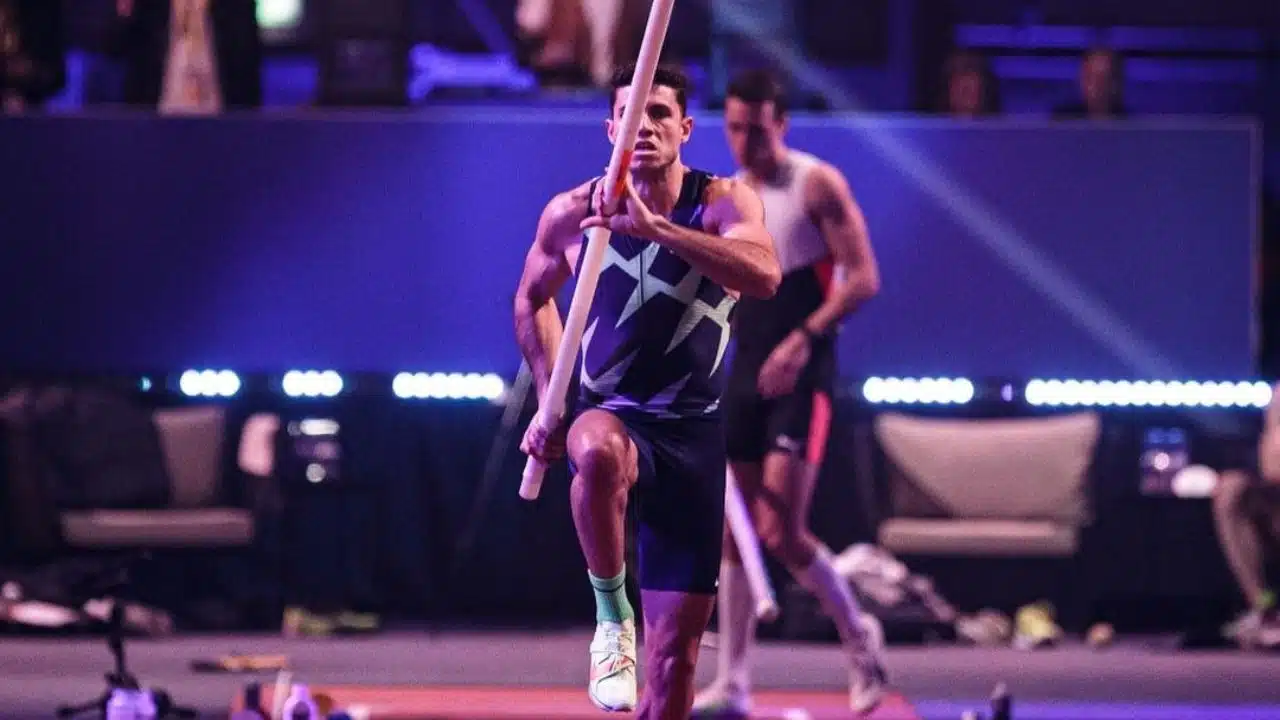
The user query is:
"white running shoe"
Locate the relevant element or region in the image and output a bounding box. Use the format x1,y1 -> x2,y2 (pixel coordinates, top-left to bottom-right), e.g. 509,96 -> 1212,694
849,613 -> 888,715
690,681 -> 751,718
850,656 -> 887,715
588,620 -> 638,712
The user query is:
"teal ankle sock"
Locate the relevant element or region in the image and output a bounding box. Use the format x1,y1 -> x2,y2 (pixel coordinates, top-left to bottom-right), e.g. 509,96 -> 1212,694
588,569 -> 634,624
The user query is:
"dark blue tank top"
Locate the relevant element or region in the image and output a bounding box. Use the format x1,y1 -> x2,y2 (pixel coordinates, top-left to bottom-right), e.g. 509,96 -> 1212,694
576,169 -> 737,419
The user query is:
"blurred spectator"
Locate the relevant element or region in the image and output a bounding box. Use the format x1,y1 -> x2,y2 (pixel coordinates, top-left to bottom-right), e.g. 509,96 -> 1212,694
117,0 -> 261,113
1053,47 -> 1128,119
939,49 -> 999,117
516,0 -> 644,89
0,0 -> 65,113
583,0 -> 646,89
1211,383 -> 1280,649
516,0 -> 590,87
707,0 -> 801,108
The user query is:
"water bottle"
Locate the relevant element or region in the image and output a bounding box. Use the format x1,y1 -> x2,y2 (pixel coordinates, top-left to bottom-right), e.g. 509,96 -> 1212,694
280,683 -> 319,720
990,682 -> 1012,720
105,688 -> 155,720
105,689 -> 136,720
135,690 -> 157,720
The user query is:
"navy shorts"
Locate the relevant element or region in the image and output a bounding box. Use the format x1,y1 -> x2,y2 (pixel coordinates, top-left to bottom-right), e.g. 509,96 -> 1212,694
573,409 -> 727,595
724,343 -> 836,464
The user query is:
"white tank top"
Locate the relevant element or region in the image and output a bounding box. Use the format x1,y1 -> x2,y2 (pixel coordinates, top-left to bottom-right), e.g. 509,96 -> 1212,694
739,150 -> 829,274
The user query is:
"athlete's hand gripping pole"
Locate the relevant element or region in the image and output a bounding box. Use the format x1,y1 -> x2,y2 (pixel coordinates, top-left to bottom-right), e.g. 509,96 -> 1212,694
519,0 -> 678,501
725,466 -> 780,621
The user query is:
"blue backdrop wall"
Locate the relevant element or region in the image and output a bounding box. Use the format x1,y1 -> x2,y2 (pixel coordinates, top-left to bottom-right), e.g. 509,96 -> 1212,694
0,110 -> 1258,380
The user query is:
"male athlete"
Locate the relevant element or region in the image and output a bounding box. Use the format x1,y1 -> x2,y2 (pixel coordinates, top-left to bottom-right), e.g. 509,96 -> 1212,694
515,64 -> 780,718
693,69 -> 887,717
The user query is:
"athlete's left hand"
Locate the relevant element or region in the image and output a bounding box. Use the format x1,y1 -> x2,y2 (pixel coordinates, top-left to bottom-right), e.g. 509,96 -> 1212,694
580,174 -> 663,239
758,330 -> 811,398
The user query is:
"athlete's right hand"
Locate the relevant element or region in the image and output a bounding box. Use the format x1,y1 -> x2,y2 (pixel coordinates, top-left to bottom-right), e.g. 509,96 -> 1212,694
520,411 -> 568,463
580,173 -> 662,241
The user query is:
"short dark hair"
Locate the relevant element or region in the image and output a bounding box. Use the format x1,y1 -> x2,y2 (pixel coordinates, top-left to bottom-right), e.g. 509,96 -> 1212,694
726,68 -> 789,119
609,63 -> 690,116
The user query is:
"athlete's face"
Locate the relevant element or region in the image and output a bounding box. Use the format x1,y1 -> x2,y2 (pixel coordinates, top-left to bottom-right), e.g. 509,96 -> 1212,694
723,98 -> 786,173
608,85 -> 693,172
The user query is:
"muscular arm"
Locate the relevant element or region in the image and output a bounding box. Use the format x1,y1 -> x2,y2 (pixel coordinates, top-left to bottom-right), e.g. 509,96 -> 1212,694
513,185 -> 589,403
651,179 -> 780,299
800,163 -> 880,336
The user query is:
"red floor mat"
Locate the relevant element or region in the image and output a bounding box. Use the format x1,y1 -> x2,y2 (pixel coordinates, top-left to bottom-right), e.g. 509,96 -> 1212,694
235,684 -> 922,719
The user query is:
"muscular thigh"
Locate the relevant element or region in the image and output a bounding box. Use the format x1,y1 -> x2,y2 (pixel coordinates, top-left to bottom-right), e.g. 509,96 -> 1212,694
763,383 -> 832,464
750,389 -> 829,523
567,408 -> 643,486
